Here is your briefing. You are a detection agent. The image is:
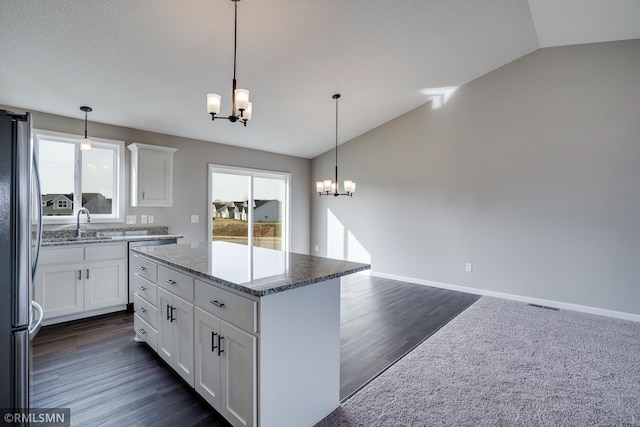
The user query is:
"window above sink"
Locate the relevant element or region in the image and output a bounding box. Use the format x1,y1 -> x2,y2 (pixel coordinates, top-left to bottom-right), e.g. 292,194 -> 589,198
34,129 -> 125,224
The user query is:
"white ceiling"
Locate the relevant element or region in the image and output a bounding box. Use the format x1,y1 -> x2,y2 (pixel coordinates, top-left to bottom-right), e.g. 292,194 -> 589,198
1,0 -> 639,159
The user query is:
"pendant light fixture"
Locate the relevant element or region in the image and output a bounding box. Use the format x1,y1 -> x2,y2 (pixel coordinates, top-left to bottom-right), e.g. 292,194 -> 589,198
316,94 -> 356,197
206,0 -> 252,126
79,106 -> 92,151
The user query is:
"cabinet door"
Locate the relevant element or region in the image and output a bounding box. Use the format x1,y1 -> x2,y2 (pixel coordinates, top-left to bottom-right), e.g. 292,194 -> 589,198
195,307 -> 222,410
157,288 -> 194,386
220,320 -> 257,427
84,259 -> 127,310
138,150 -> 173,207
34,263 -> 84,319
157,288 -> 175,366
172,293 -> 194,386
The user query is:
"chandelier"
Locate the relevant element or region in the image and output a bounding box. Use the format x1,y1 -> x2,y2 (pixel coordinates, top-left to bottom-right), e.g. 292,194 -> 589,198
316,94 -> 356,197
206,0 -> 252,126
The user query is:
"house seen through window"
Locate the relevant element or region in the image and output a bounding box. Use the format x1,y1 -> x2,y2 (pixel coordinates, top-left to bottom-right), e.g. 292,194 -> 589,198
34,129 -> 124,223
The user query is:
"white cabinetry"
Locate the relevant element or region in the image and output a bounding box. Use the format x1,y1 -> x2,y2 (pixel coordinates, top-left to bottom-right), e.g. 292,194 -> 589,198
131,252 -> 159,351
132,255 -> 256,427
157,287 -> 194,386
194,285 -> 256,427
35,243 -> 127,325
128,143 -> 177,207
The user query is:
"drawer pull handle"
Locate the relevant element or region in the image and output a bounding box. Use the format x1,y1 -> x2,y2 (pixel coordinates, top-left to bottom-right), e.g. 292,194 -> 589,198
139,286 -> 147,291
210,300 -> 225,308
212,332 -> 218,352
166,279 -> 177,285
78,270 -> 82,280
139,307 -> 147,313
138,328 -> 146,335
138,266 -> 147,271
170,306 -> 176,322
86,269 -> 90,280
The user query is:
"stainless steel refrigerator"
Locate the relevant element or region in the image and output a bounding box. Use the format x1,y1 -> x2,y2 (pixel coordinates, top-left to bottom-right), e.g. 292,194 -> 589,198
0,109 -> 44,417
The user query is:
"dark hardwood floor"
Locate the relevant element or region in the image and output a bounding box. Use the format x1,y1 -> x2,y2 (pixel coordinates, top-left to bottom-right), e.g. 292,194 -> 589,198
31,313 -> 230,427
339,274 -> 480,399
31,274 -> 480,425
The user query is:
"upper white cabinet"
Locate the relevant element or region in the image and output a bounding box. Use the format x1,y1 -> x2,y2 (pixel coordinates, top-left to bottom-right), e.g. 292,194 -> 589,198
128,143 -> 177,207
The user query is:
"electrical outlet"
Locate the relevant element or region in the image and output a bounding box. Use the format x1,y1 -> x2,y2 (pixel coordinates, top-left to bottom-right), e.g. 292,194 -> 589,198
465,263 -> 473,272
140,215 -> 147,224
126,215 -> 136,224
191,215 -> 199,224
314,245 -> 319,252
148,215 -> 154,224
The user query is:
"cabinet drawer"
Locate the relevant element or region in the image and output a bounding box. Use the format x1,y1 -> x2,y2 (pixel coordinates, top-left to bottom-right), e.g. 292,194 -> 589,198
158,265 -> 194,302
131,254 -> 158,283
134,313 -> 157,351
131,274 -> 157,306
85,243 -> 126,261
134,293 -> 157,328
195,280 -> 257,333
39,247 -> 84,265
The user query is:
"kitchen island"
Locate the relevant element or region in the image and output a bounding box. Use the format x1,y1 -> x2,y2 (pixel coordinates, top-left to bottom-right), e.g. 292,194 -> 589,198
131,241 -> 370,427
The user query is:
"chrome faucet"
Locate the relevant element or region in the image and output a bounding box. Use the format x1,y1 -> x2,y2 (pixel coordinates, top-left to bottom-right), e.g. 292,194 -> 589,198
76,208 -> 91,237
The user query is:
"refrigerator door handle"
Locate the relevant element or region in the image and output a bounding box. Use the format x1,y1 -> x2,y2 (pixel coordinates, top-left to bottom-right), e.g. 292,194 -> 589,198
32,151 -> 43,280
28,300 -> 43,340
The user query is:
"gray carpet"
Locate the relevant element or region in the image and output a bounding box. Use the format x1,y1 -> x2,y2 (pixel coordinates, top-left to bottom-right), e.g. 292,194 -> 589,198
316,296 -> 640,426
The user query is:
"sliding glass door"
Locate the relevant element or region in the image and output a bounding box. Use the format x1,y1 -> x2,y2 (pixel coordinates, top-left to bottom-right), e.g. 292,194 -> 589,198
209,165 -> 289,252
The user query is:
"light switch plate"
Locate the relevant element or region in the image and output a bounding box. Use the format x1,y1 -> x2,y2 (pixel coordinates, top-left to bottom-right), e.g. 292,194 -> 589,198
148,215 -> 154,224
191,215 -> 199,223
126,215 -> 136,224
140,215 -> 148,224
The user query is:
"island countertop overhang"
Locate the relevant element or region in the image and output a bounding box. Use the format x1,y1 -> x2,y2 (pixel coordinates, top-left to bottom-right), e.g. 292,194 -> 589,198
131,242 -> 370,297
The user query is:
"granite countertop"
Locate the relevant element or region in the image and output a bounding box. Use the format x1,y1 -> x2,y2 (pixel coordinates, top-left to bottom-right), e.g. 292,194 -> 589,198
132,241 -> 371,297
40,226 -> 183,247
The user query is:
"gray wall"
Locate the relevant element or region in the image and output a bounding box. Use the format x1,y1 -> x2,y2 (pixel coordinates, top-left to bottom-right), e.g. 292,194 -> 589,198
311,39 -> 640,315
3,107 -> 311,253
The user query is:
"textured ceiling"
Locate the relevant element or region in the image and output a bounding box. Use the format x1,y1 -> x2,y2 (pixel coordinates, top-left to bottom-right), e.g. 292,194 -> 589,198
1,0 -> 639,158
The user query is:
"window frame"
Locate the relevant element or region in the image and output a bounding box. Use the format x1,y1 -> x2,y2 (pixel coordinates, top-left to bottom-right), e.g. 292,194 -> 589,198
33,129 -> 125,224
208,164 -> 291,253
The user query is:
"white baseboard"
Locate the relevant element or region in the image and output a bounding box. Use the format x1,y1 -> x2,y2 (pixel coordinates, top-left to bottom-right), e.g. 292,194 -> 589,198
367,270 -> 640,323
41,305 -> 128,326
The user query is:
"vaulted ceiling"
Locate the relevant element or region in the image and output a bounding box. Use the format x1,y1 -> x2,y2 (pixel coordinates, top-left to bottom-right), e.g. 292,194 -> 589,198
1,0 -> 639,158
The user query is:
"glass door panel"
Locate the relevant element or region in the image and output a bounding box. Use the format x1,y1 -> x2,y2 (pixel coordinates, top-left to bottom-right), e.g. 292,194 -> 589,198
211,172 -> 250,246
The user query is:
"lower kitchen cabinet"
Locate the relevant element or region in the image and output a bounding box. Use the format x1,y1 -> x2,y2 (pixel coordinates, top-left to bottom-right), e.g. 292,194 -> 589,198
157,287 -> 194,386
195,307 -> 256,427
35,261 -> 84,318
84,259 -> 127,310
35,243 -> 127,324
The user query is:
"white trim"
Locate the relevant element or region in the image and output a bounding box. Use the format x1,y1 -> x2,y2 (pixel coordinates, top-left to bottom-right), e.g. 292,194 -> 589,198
41,305 -> 127,326
368,270 -> 640,323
